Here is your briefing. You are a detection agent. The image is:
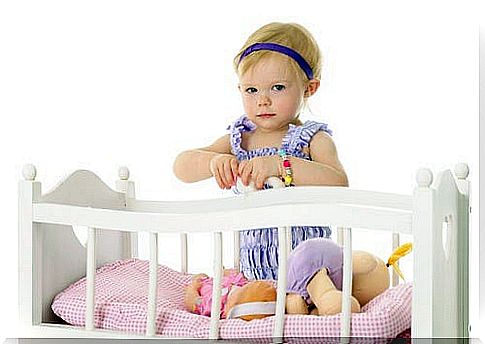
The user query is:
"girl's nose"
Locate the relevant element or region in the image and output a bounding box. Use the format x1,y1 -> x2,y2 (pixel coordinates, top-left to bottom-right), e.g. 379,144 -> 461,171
257,94 -> 271,107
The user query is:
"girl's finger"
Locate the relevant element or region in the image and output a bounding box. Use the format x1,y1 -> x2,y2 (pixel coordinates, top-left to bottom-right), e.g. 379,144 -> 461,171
238,160 -> 248,176
218,163 -> 230,189
255,173 -> 266,190
230,159 -> 239,180
241,163 -> 252,186
213,168 -> 224,189
223,160 -> 234,186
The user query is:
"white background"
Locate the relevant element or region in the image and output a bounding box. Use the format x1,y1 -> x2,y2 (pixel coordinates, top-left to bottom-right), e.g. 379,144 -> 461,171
0,0 -> 481,341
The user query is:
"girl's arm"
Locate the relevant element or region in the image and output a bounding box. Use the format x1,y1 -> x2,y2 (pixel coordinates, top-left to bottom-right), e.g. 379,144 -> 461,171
173,134 -> 234,183
237,131 -> 348,189
289,131 -> 348,187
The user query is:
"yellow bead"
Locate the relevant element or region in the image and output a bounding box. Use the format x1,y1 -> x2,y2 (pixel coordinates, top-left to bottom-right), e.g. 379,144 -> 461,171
284,175 -> 293,185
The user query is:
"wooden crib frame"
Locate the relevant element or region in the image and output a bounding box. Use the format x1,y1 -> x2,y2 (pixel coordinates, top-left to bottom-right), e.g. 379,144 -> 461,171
18,163 -> 471,340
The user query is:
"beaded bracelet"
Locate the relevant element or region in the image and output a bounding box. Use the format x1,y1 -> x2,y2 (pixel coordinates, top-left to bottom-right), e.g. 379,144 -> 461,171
278,149 -> 294,187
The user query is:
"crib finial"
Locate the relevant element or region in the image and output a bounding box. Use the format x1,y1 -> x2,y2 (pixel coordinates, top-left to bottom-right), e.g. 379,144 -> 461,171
22,164 -> 37,181
118,166 -> 130,181
416,168 -> 433,187
454,163 -> 469,180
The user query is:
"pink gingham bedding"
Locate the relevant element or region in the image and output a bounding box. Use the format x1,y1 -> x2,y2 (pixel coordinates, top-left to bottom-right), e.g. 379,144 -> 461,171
51,258 -> 412,338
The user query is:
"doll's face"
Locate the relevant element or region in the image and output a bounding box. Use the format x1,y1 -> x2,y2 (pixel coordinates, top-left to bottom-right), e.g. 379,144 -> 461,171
225,281 -> 277,321
238,54 -> 306,133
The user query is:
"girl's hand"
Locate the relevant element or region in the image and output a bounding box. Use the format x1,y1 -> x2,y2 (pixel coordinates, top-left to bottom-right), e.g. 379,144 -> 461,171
209,154 -> 239,189
238,155 -> 280,190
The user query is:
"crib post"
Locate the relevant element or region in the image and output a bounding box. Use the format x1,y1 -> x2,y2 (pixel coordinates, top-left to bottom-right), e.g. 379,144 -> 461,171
115,166 -> 138,258
411,168 -> 434,337
454,163 -> 470,197
454,163 -> 470,337
18,164 -> 43,329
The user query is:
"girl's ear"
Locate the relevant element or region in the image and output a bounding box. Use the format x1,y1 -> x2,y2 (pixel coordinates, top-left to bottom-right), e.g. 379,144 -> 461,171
304,79 -> 320,98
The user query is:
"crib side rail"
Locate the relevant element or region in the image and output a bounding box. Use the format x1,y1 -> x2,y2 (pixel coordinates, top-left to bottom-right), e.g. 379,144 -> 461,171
130,187 -> 413,213
29,166 -> 414,234
32,182 -> 414,235
32,200 -> 413,235
32,166 -> 413,214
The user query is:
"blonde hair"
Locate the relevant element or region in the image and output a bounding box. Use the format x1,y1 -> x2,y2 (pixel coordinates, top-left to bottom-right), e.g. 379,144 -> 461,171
234,22 -> 322,125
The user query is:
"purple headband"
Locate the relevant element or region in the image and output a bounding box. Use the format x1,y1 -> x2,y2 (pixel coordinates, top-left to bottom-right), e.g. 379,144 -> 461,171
238,43 -> 314,80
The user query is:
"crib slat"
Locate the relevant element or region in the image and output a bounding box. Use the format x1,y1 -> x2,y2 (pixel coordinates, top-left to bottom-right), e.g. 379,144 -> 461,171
286,226 -> 292,257
273,226 -> 289,341
181,233 -> 188,273
209,232 -> 223,340
392,233 -> 400,286
85,227 -> 97,331
233,231 -> 240,270
337,227 -> 344,246
340,227 -> 353,338
146,232 -> 158,336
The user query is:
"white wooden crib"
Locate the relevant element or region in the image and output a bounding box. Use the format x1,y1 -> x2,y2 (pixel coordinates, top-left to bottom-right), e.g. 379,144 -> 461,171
18,163 -> 471,340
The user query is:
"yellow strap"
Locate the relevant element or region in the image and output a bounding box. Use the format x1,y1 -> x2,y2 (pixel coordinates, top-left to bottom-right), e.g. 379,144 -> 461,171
386,242 -> 413,281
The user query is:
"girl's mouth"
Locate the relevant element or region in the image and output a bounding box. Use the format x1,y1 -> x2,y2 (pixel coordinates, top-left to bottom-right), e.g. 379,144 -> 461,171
257,113 -> 276,118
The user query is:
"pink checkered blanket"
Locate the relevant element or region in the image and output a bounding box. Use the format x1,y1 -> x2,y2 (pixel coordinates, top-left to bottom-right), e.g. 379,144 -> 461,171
51,259 -> 412,338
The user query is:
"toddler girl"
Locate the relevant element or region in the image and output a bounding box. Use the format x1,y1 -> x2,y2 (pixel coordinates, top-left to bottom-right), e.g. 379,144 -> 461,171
173,22 -> 348,280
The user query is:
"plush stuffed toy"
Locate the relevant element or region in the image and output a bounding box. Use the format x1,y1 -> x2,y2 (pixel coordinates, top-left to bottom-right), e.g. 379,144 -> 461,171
285,238 -> 392,316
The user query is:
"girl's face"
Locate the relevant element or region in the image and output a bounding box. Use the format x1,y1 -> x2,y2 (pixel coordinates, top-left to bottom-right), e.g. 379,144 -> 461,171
238,54 -> 306,133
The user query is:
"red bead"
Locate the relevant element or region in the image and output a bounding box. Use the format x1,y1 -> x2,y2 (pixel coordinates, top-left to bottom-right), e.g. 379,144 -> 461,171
283,160 -> 291,168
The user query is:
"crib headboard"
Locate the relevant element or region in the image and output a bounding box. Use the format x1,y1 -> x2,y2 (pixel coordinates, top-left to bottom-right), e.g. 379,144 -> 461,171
412,165 -> 470,337
19,167 -> 133,326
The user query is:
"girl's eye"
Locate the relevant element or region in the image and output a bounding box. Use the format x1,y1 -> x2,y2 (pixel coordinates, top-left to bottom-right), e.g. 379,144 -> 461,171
245,87 -> 258,94
272,84 -> 286,91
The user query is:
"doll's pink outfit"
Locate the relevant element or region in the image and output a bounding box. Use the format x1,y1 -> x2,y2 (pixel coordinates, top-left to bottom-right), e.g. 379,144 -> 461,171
194,271 -> 248,318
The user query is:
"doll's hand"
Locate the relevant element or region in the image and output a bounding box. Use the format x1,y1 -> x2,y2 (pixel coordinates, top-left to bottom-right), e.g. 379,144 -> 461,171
191,273 -> 209,288
238,155 -> 280,190
185,273 -> 209,313
209,154 -> 239,189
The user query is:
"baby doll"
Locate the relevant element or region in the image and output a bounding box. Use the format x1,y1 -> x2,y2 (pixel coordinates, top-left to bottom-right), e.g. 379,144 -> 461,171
285,238 -> 390,316
184,269 -> 248,318
225,280 -> 277,321
184,269 -> 278,321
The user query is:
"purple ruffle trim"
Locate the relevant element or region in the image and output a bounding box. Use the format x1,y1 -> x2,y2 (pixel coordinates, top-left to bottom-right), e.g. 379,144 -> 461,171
227,115 -> 332,162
